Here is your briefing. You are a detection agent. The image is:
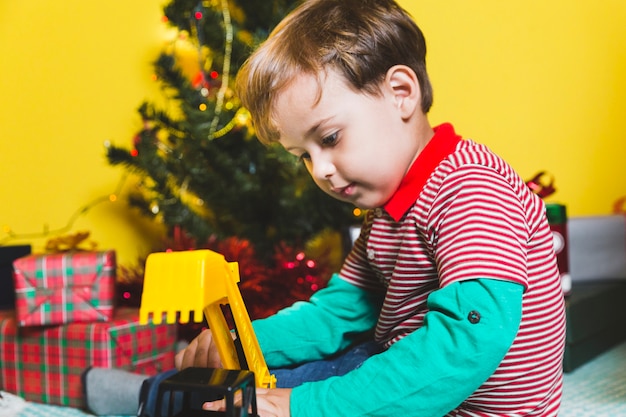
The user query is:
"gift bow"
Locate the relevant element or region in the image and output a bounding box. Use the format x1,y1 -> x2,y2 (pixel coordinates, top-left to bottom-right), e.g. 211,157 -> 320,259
614,196 -> 626,215
525,171 -> 556,199
45,231 -> 97,252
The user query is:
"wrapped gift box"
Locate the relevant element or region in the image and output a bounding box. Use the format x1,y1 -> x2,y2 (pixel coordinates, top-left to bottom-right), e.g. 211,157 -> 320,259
12,251 -> 116,327
568,215 -> 626,282
0,245 -> 31,310
563,281 -> 626,372
0,307 -> 177,408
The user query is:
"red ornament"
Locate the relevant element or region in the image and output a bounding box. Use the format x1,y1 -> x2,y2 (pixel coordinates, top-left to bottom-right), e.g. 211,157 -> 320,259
192,71 -> 209,89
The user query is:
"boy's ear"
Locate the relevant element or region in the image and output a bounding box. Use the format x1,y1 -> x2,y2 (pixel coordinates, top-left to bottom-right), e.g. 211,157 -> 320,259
385,65 -> 421,120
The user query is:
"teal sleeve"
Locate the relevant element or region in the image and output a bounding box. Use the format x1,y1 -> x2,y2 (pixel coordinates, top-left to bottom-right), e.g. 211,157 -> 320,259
252,274 -> 384,368
290,278 -> 524,417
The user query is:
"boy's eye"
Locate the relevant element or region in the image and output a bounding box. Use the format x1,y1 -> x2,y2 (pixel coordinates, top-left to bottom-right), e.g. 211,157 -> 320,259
321,133 -> 337,146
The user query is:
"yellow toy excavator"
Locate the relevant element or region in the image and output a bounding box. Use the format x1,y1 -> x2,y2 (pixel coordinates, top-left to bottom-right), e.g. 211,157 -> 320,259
139,249 -> 276,416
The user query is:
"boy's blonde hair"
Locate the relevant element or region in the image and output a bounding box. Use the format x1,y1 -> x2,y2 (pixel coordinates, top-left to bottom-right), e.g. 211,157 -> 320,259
235,0 -> 433,145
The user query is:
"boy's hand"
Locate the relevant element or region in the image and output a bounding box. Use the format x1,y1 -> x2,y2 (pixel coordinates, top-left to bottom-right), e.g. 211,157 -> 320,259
178,329 -> 291,416
203,388 -> 292,417
175,329 -> 222,370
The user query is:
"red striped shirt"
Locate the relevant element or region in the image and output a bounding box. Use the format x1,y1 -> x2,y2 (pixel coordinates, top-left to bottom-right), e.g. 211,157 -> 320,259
340,123 -> 565,416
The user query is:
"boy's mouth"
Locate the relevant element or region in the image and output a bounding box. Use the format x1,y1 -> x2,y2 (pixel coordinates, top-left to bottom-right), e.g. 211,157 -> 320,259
331,183 -> 355,198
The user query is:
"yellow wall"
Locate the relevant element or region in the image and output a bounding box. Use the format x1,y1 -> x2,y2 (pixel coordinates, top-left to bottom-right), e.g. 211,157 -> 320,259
1,1 -> 625,266
0,1 -> 169,265
403,0 -> 626,213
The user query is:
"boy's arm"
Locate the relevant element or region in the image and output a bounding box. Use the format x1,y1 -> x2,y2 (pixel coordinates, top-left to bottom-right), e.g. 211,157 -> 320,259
290,278 -> 523,417
252,274 -> 384,368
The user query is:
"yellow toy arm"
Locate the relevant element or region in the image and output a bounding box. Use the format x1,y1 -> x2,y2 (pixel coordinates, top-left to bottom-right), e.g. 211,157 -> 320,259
139,249 -> 276,389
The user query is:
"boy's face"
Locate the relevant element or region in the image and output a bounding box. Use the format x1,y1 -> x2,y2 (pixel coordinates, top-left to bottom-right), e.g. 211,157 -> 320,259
274,69 -> 423,209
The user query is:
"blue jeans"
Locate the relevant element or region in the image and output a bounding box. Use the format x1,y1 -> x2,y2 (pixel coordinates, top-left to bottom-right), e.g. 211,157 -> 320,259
273,340 -> 383,388
138,341 -> 382,416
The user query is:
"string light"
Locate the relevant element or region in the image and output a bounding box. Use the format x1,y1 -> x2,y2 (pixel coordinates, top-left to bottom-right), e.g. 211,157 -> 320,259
160,1 -> 241,140
211,107 -> 246,139
207,0 -> 233,140
0,171 -> 129,246
2,3 -> 254,248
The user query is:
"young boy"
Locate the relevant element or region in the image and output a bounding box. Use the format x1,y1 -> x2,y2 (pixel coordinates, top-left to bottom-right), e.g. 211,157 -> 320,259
85,0 -> 565,416
178,0 -> 566,416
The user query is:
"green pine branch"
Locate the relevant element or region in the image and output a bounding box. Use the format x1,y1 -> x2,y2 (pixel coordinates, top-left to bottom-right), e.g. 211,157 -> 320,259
107,0 -> 358,259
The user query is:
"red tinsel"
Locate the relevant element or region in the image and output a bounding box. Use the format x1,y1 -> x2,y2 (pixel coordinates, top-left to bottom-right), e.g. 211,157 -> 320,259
213,238 -> 332,320
115,226 -> 337,341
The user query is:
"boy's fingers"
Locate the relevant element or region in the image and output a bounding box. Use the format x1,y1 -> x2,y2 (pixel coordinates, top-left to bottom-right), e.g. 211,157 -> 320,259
193,330 -> 214,367
202,391 -> 245,413
174,346 -> 183,369
174,337 -> 196,370
202,400 -> 225,411
175,329 -> 220,370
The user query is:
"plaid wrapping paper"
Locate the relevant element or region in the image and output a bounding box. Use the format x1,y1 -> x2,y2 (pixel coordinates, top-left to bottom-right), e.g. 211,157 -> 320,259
12,251 -> 116,327
0,307 -> 177,408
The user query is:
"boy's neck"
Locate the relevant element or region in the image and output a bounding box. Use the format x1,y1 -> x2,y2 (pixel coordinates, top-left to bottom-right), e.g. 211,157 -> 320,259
406,114 -> 435,173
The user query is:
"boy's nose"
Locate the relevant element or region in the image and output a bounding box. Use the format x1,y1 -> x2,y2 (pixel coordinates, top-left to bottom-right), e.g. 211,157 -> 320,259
310,157 -> 335,181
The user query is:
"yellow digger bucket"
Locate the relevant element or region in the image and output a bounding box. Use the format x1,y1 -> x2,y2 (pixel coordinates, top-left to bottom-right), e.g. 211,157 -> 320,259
139,249 -> 276,389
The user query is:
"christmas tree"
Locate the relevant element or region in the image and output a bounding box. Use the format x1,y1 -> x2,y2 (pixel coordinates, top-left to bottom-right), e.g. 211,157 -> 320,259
107,0 -> 359,257
107,0 -> 360,317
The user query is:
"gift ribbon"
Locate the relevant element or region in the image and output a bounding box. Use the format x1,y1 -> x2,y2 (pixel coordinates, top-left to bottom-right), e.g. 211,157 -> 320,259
526,171 -> 556,199
613,196 -> 626,214
45,231 -> 97,252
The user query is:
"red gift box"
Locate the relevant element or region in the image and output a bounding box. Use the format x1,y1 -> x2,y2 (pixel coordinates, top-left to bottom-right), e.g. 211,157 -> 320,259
0,307 -> 177,408
12,251 -> 116,327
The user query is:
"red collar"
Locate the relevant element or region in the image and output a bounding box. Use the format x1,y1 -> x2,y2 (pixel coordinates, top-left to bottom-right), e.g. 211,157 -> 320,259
383,123 -> 463,221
